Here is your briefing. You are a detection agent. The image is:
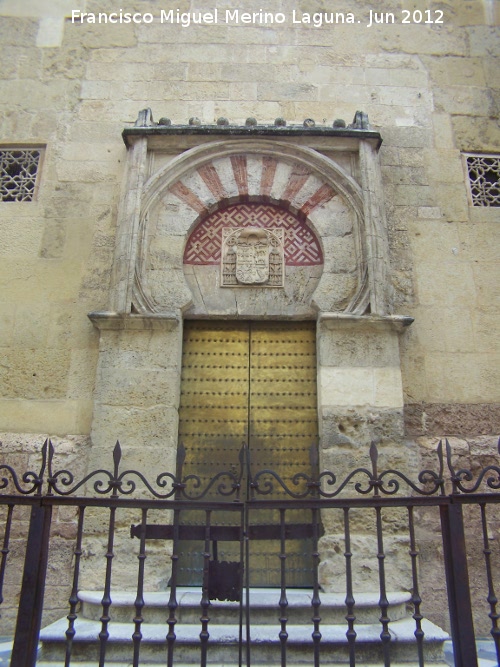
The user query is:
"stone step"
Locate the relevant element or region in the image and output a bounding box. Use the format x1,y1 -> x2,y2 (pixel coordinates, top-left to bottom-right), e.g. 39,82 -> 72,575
78,588 -> 412,626
37,664 -> 449,667
37,664 -> 132,667
39,616 -> 449,665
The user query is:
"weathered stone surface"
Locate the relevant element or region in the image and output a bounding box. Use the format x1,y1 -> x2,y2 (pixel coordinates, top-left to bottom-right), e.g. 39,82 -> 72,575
91,404 -> 179,453
0,433 -> 91,498
311,272 -> 358,312
184,265 -> 321,318
451,115 -> 500,153
405,403 -> 500,437
318,533 -> 412,593
318,326 -> 401,367
0,348 -> 71,399
147,268 -> 193,311
320,366 -> 404,408
320,407 -> 405,449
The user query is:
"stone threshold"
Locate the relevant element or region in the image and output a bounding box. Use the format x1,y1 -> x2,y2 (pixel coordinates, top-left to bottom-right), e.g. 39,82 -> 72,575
36,663 -> 449,667
78,588 -> 412,609
40,615 -> 448,644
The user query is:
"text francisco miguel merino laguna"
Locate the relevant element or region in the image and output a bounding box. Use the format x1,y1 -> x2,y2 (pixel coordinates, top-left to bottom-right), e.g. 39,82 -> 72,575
71,8 -> 389,28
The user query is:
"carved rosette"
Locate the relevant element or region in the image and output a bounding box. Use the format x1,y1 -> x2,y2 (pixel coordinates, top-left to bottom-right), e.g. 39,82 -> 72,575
221,227 -> 284,287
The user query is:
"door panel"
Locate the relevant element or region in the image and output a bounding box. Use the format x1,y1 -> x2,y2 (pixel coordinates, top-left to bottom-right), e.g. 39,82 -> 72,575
178,322 -> 249,487
249,322 -> 317,480
177,320 -> 318,588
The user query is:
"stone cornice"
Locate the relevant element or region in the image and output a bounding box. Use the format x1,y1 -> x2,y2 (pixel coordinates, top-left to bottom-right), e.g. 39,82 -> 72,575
122,108 -> 383,150
88,311 -> 413,332
123,125 -> 382,146
88,311 -> 179,331
318,313 -> 414,332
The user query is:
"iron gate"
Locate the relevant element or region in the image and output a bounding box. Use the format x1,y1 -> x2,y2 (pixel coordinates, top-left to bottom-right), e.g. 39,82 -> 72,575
0,438 -> 499,667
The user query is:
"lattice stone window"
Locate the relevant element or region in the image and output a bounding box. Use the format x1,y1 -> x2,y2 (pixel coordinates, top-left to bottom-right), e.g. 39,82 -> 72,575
0,148 -> 43,202
464,153 -> 500,207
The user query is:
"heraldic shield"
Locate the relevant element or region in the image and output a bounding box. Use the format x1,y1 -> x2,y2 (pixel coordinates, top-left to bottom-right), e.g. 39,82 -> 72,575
222,228 -> 284,287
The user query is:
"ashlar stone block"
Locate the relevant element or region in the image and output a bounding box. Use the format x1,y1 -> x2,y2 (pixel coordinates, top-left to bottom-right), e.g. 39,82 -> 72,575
318,532 -> 412,594
319,367 -> 404,409
90,404 -> 179,456
147,268 -> 193,311
311,273 -> 358,312
318,326 -> 401,368
319,407 -> 405,449
0,348 -> 71,400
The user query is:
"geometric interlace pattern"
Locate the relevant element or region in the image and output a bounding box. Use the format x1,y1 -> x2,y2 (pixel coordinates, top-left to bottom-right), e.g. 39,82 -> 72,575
184,203 -> 323,265
0,149 -> 41,202
465,154 -> 500,207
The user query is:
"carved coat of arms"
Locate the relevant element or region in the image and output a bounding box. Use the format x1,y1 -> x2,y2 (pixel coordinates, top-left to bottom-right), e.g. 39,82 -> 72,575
221,228 -> 284,287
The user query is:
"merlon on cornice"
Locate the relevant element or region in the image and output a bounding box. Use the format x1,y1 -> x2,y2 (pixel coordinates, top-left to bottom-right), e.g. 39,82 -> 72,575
122,109 -> 383,149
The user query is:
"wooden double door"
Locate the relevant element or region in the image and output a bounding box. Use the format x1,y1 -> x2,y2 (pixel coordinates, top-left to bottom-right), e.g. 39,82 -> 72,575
177,320 -> 319,588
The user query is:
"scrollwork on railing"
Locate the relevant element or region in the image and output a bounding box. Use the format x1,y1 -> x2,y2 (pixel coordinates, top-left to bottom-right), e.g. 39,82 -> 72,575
363,441 -> 445,497
45,440 -> 244,500
445,437 -> 500,494
47,442 -> 179,499
250,469 -> 314,499
248,444 -> 322,499
0,437 -> 498,499
176,442 -> 244,500
249,441 -> 446,499
0,438 -> 48,495
179,470 -> 241,499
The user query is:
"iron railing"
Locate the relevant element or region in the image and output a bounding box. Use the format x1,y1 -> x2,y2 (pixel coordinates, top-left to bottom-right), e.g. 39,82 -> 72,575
0,438 -> 499,667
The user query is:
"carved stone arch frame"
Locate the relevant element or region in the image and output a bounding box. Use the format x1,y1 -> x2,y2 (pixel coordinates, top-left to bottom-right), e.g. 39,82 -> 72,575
133,140 -> 368,316
109,135 -> 390,318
